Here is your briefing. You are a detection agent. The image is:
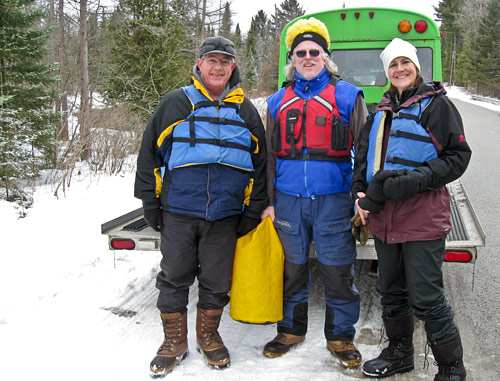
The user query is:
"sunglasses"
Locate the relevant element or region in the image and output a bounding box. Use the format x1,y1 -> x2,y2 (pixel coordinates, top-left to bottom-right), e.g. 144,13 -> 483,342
295,49 -> 321,58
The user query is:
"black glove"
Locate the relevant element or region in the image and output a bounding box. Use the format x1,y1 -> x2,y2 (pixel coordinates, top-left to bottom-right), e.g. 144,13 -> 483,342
144,208 -> 163,232
236,215 -> 261,238
366,170 -> 400,203
383,166 -> 433,200
358,196 -> 384,214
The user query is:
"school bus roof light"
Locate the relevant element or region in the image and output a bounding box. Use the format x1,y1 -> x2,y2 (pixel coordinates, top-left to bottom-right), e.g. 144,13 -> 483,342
414,20 -> 428,33
369,12 -> 374,19
398,20 -> 412,33
341,12 -> 346,20
355,12 -> 360,19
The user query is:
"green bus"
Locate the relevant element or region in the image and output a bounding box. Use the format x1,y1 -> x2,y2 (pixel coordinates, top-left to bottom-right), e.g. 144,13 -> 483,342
279,8 -> 442,112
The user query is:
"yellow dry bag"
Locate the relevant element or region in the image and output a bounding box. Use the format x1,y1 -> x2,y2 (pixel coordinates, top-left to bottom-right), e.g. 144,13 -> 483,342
230,216 -> 285,324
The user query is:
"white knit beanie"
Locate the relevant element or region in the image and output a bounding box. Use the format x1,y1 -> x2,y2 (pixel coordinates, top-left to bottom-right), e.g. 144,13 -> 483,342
380,38 -> 420,78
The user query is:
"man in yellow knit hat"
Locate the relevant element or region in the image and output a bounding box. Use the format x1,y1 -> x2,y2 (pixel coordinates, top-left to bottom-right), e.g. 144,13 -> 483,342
261,17 -> 368,368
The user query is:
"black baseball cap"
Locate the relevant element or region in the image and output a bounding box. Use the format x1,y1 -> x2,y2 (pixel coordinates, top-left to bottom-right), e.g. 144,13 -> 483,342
198,36 -> 236,58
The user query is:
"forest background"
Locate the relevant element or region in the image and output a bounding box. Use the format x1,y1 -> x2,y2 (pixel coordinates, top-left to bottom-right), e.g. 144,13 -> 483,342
1,0 -> 498,212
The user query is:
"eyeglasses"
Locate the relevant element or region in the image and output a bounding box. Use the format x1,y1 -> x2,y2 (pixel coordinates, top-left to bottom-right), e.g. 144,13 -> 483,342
295,49 -> 321,58
203,56 -> 233,67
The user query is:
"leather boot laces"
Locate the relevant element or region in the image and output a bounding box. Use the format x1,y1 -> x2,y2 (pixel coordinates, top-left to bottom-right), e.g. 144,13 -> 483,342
159,317 -> 181,351
200,314 -> 223,347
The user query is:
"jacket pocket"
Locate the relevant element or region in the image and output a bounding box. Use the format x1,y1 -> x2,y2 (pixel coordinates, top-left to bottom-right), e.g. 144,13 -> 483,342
331,115 -> 350,151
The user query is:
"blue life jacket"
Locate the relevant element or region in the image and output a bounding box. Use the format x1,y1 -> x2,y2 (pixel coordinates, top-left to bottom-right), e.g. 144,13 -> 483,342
168,84 -> 254,172
366,96 -> 438,183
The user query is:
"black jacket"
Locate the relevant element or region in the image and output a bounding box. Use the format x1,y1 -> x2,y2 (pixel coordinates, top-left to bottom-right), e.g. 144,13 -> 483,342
134,65 -> 268,221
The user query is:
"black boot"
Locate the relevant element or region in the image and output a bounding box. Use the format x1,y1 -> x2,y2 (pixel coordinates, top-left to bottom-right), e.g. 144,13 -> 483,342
430,331 -> 466,380
363,313 -> 415,378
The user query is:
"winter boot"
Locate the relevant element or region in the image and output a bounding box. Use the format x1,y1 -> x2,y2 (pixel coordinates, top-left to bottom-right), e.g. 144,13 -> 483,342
363,313 -> 415,378
150,311 -> 189,378
263,332 -> 306,358
327,340 -> 362,368
196,307 -> 230,369
430,331 -> 466,381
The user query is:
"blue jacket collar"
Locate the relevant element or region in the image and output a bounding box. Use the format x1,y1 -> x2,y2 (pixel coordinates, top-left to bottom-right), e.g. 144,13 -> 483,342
293,68 -> 330,99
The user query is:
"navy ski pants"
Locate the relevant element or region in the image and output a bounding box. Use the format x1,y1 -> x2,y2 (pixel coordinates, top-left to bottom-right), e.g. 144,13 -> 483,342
273,191 -> 361,340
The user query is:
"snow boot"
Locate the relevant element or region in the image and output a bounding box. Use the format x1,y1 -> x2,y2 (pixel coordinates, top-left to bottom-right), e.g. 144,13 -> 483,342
150,311 -> 188,378
363,313 -> 415,378
327,340 -> 362,368
196,307 -> 230,369
263,332 -> 305,358
430,331 -> 466,380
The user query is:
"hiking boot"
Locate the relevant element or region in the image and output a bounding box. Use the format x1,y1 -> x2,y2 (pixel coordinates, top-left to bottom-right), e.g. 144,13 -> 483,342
363,313 -> 414,378
196,307 -> 230,369
263,332 -> 305,358
150,311 -> 188,378
430,331 -> 466,381
327,340 -> 362,368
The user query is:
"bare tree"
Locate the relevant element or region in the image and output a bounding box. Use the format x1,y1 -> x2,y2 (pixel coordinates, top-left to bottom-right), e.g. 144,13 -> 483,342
80,0 -> 90,159
58,0 -> 69,140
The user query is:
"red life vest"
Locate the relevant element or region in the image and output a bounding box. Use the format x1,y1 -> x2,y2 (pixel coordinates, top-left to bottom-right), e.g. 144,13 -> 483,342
272,83 -> 353,162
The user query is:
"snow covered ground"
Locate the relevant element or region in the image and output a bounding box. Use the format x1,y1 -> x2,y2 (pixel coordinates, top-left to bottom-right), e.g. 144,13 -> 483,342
0,87 -> 498,381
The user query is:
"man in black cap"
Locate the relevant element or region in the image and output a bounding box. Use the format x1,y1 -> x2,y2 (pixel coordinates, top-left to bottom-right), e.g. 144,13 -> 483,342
135,35 -> 268,377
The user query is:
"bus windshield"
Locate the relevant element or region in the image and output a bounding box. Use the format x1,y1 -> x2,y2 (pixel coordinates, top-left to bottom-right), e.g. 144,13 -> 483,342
333,48 -> 434,87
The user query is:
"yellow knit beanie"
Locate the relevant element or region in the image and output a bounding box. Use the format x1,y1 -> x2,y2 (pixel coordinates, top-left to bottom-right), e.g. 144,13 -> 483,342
285,17 -> 330,53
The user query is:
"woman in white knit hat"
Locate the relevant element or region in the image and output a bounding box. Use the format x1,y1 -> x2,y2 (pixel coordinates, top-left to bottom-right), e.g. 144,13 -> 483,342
351,38 -> 471,380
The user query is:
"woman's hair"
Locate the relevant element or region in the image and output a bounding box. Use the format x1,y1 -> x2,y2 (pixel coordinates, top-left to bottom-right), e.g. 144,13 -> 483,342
388,69 -> 422,95
284,51 -> 338,81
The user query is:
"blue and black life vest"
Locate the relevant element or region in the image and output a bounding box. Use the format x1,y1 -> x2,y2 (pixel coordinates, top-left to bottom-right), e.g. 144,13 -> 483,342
271,82 -> 353,162
366,96 -> 438,183
168,84 -> 254,172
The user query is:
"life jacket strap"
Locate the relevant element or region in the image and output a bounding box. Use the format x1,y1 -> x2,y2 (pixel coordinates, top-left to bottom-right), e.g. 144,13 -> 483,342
389,129 -> 433,143
392,112 -> 421,122
194,100 -> 239,110
386,155 -> 423,168
172,137 -> 252,152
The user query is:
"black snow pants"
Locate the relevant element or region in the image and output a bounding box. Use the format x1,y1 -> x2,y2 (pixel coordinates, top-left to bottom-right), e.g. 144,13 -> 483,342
374,237 -> 457,342
156,211 -> 239,313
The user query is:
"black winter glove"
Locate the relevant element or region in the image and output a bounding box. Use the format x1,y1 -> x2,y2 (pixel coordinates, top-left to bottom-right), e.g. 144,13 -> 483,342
358,196 -> 384,214
383,166 -> 433,200
365,170 -> 401,203
236,215 -> 261,238
144,208 -> 163,232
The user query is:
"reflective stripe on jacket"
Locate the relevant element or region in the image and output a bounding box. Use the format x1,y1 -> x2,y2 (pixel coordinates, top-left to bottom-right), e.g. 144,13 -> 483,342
272,83 -> 352,162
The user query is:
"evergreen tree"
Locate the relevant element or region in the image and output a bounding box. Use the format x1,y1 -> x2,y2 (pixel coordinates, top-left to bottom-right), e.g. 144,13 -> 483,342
0,0 -> 58,203
435,0 -> 464,83
271,0 -> 305,38
103,0 -> 194,119
220,1 -> 232,38
474,0 -> 500,97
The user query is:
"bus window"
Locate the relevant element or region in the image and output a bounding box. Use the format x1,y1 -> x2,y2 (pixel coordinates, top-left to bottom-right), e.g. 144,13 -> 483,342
333,47 -> 434,87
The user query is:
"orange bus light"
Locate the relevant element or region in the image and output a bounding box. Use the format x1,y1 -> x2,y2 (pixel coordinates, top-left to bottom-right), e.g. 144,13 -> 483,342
398,20 -> 412,33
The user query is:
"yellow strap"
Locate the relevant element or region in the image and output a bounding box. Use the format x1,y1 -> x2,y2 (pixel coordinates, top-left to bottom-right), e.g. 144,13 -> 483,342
372,112 -> 387,175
